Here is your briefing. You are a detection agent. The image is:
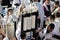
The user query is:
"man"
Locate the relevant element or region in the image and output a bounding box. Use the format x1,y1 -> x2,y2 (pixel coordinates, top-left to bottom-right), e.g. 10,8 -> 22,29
4,8 -> 13,23
52,6 -> 60,18
43,0 -> 55,17
39,23 -> 55,40
3,8 -> 15,40
55,0 -> 60,5
49,15 -> 60,40
52,1 -> 59,12
32,0 -> 44,28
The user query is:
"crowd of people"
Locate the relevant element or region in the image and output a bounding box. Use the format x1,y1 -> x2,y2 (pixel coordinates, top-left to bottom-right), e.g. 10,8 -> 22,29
0,0 -> 60,40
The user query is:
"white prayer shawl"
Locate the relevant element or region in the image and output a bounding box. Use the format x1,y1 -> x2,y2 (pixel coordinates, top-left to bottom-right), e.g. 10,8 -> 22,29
43,33 -> 59,40
48,17 -> 60,35
16,21 -> 21,40
52,20 -> 60,36
39,26 -> 59,40
43,1 -> 55,12
39,27 -> 52,39
52,7 -> 59,15
16,29 -> 21,40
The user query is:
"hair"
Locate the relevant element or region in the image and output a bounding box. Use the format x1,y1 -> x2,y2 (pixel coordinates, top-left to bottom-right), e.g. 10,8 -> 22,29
48,23 -> 55,29
50,15 -> 55,20
44,0 -> 50,1
21,32 -> 26,39
8,9 -> 13,12
59,5 -> 60,7
7,9 -> 13,14
55,1 -> 59,6
38,0 -> 40,2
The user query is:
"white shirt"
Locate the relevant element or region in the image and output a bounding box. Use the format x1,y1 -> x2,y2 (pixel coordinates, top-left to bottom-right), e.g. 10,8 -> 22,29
43,1 -> 55,12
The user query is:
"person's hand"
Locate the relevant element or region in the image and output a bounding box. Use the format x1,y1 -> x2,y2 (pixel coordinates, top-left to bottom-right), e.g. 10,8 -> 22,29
31,37 -> 35,40
37,16 -> 40,19
0,29 -> 5,36
52,13 -> 54,15
35,28 -> 42,33
20,4 -> 25,12
35,30 -> 39,33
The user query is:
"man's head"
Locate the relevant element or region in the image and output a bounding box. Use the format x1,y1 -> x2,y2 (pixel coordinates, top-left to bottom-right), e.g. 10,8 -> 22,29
47,23 -> 55,32
7,8 -> 13,15
21,32 -> 26,39
55,1 -> 59,7
45,0 -> 50,4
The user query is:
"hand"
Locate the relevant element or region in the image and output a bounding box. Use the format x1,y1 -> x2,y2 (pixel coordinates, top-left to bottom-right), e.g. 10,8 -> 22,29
0,29 -> 5,36
37,16 -> 40,19
20,5 -> 25,12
